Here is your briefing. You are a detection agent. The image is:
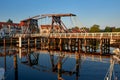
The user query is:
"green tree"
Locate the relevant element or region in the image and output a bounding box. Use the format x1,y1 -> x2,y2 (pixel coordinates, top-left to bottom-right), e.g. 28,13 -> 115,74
104,26 -> 112,32
104,26 -> 116,32
113,28 -> 120,32
89,24 -> 100,32
7,19 -> 13,23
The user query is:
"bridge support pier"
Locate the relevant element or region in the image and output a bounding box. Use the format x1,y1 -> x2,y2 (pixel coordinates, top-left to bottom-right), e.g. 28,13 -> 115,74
78,39 -> 83,52
84,39 -> 97,53
100,39 -> 110,54
40,37 -> 47,49
59,38 -> 62,51
90,39 -> 97,53
84,39 -> 90,53
69,39 -> 72,52
49,38 -> 55,50
70,39 -> 76,52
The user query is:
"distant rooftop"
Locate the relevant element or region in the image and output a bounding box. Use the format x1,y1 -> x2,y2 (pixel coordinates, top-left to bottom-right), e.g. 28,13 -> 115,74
0,22 -> 20,28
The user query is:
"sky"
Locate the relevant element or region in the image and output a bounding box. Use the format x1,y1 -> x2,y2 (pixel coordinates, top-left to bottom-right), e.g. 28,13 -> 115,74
0,0 -> 120,29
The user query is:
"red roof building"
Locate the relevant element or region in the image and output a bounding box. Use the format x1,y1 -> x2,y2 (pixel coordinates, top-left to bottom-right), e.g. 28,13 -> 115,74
0,22 -> 20,29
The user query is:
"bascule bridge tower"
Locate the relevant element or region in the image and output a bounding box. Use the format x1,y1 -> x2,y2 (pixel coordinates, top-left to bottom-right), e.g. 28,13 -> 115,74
20,15 -> 40,34
41,13 -> 76,33
19,13 -> 77,34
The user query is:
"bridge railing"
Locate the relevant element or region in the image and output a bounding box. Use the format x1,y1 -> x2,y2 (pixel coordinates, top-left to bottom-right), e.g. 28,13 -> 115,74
49,32 -> 120,39
13,33 -> 49,38
13,32 -> 120,39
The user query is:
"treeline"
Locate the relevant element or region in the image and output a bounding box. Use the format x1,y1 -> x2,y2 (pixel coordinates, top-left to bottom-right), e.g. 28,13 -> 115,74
72,24 -> 120,32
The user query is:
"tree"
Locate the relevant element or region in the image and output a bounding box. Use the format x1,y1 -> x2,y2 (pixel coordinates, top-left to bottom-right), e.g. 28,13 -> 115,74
7,19 -> 13,23
89,24 -> 100,32
116,28 -> 120,32
104,26 -> 112,32
104,26 -> 116,32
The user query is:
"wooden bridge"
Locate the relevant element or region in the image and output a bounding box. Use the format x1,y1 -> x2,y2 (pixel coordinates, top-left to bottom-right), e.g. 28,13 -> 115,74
1,13 -> 120,55
8,32 -> 119,55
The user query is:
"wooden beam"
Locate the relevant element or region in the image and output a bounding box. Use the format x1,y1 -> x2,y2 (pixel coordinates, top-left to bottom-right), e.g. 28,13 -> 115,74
41,13 -> 76,17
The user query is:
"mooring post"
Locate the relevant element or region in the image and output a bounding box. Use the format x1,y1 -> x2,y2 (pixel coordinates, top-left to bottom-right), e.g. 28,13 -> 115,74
59,38 -> 62,51
19,37 -> 22,48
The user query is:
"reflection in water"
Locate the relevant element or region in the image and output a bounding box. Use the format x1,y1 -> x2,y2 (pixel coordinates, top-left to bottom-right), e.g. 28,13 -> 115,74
75,52 -> 80,80
0,46 -> 120,80
49,51 -> 81,80
19,49 -> 81,80
57,53 -> 62,80
14,55 -> 18,80
21,49 -> 39,66
4,42 -> 6,72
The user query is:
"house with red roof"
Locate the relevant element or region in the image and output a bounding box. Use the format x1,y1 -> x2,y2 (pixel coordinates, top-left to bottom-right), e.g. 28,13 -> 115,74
0,22 -> 21,38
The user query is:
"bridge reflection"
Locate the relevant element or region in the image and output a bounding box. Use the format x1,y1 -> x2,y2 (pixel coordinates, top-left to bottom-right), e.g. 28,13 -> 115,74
19,48 -> 81,80
18,48 -> 115,80
1,47 -> 119,80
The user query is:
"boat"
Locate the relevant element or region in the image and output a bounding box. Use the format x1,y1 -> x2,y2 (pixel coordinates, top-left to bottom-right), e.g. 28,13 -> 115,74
0,68 -> 4,80
113,48 -> 120,55
113,48 -> 120,62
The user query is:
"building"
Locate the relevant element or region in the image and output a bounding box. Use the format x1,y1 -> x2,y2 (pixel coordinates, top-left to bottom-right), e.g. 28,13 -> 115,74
0,22 -> 20,28
0,22 -> 21,38
40,25 -> 65,33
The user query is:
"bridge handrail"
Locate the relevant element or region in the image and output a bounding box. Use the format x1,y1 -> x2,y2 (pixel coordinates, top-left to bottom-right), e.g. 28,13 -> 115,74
49,32 -> 120,39
13,33 -> 49,38
13,32 -> 120,39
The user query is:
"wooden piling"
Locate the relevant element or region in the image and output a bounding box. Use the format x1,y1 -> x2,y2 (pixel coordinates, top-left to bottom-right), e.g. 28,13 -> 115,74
19,37 -> 22,48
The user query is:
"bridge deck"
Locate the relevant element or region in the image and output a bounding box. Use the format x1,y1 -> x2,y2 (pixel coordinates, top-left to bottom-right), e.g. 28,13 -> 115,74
14,32 -> 120,39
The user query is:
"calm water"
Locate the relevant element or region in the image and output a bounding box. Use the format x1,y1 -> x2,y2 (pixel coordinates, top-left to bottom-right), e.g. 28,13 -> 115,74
0,46 -> 120,80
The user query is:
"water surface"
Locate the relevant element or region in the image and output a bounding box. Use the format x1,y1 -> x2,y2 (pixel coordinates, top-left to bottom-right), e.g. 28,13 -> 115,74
0,47 -> 120,80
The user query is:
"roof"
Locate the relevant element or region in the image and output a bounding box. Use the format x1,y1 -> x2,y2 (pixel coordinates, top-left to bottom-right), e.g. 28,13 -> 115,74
0,22 -> 20,28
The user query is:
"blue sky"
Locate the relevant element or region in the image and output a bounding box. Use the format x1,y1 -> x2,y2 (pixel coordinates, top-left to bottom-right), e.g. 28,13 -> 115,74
0,0 -> 120,29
